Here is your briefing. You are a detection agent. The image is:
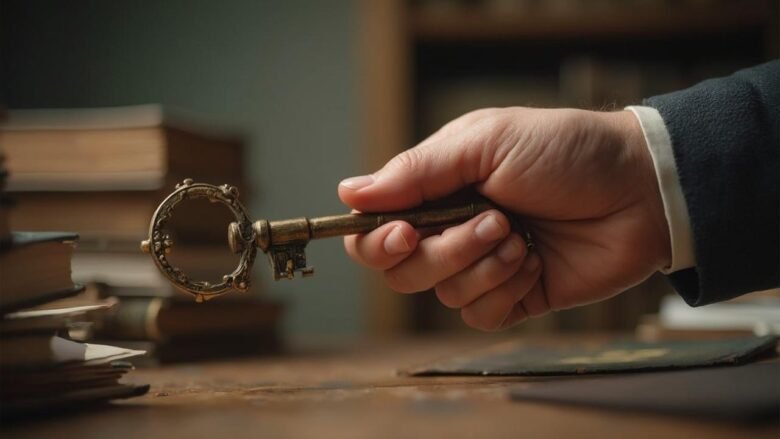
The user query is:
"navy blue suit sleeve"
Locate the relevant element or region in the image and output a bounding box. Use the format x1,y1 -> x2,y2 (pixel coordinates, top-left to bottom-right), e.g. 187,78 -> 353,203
643,60 -> 780,306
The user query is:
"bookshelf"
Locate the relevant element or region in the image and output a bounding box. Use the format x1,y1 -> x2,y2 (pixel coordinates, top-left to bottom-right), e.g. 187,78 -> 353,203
359,0 -> 779,335
412,3 -> 775,41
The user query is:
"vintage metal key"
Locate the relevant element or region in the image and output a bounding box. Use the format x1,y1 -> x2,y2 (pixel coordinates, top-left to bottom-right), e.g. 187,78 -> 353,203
141,179 -> 530,302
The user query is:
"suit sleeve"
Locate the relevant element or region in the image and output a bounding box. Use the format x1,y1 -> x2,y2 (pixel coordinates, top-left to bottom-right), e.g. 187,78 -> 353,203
643,60 -> 780,306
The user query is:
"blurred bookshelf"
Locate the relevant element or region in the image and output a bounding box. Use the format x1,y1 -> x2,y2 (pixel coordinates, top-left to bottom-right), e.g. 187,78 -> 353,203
359,0 -> 779,335
411,1 -> 775,41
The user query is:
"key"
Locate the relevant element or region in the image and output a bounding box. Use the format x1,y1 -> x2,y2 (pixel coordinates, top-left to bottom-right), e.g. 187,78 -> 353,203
141,179 -> 531,302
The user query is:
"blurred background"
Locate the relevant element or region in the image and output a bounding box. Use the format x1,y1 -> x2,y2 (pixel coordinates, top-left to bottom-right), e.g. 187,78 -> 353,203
1,0 -> 778,353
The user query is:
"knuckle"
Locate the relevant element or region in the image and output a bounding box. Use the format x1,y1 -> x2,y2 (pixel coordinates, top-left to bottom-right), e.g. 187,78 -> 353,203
434,283 -> 465,309
502,308 -> 526,329
464,107 -> 501,121
478,114 -> 512,143
435,243 -> 472,270
384,269 -> 418,294
352,236 -> 385,267
443,108 -> 504,138
388,147 -> 424,174
460,307 -> 502,332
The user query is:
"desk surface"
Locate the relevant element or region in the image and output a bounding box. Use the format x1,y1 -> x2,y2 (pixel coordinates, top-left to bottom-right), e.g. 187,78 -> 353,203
4,336 -> 779,439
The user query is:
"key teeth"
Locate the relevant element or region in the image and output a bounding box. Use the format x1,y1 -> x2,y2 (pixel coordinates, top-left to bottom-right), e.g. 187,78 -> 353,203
274,263 -> 314,280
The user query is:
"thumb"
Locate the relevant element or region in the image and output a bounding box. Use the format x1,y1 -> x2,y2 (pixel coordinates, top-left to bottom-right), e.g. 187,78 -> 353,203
339,141 -> 485,212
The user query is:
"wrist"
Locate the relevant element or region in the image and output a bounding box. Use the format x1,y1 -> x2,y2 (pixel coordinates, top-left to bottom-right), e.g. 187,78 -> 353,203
603,110 -> 673,270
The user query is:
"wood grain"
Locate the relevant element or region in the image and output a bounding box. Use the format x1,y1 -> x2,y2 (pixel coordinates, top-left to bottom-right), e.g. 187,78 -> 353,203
5,336 -> 778,439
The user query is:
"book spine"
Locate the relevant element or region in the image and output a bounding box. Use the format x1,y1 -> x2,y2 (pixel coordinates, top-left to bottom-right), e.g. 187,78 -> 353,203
97,298 -> 164,341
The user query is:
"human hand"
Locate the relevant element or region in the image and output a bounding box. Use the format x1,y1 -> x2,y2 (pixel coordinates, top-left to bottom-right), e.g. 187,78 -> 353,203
339,108 -> 670,331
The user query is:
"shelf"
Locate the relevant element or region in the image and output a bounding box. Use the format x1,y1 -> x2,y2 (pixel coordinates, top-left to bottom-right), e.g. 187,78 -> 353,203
412,3 -> 773,41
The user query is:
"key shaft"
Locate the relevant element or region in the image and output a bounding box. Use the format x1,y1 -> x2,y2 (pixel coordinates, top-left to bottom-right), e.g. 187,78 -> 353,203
239,201 -> 496,252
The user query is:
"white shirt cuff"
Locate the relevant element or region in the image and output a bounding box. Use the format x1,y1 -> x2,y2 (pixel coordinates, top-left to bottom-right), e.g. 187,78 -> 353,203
626,105 -> 696,273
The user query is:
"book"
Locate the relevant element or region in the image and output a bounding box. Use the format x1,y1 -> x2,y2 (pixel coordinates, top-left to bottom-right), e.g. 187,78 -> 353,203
0,206 -> 149,414
1,362 -> 135,398
84,282 -> 284,364
0,334 -> 146,369
70,247 -> 242,294
0,300 -> 117,336
1,105 -> 247,247
0,104 -> 244,192
1,104 -> 282,369
10,190 -> 239,247
95,295 -> 284,341
101,330 -> 283,365
0,231 -> 83,313
0,362 -> 149,418
0,300 -> 149,416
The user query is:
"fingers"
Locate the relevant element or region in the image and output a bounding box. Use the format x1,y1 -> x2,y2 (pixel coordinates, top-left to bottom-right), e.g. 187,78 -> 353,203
344,221 -> 418,270
343,210 -> 548,332
459,252 -> 542,331
384,210 -> 511,293
499,283 -> 548,330
435,233 -> 529,308
516,279 -> 550,318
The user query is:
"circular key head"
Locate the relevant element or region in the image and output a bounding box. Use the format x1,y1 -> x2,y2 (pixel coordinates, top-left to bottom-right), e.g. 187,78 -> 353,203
141,179 -> 257,302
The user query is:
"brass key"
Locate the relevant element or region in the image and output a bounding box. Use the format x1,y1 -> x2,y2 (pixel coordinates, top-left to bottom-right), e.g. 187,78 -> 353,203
141,179 -> 531,302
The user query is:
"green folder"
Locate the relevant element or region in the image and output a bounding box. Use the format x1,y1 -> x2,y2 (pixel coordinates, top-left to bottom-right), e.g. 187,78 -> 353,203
403,336 -> 777,376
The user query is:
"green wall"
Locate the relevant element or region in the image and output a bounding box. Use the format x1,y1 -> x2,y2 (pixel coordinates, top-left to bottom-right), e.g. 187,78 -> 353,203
2,0 -> 365,337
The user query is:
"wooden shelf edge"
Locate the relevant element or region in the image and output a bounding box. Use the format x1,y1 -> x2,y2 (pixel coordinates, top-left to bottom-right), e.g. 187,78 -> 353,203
412,3 -> 773,41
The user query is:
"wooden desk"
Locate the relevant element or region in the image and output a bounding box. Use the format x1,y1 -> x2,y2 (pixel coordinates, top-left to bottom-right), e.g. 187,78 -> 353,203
4,337 -> 778,438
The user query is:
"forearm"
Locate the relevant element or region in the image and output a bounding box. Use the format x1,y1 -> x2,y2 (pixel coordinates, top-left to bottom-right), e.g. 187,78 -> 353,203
643,61 -> 780,305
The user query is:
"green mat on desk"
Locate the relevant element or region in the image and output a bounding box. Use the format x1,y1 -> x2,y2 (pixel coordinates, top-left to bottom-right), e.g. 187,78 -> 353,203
403,336 -> 777,376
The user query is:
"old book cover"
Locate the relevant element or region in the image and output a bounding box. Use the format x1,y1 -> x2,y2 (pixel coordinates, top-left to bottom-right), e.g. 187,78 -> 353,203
0,300 -> 116,336
106,329 -> 283,366
1,381 -> 150,419
402,336 -> 778,376
0,334 -> 146,369
10,189 -> 241,247
0,104 -> 244,191
0,231 -> 83,313
71,247 -> 243,294
0,361 -> 134,399
95,295 -> 284,341
2,105 -> 247,248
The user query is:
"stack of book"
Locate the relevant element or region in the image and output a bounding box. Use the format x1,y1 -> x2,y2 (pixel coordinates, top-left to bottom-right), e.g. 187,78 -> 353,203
1,105 -> 284,364
0,164 -> 148,417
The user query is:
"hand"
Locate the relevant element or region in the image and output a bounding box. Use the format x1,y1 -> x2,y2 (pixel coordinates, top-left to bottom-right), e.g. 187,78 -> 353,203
338,108 -> 670,331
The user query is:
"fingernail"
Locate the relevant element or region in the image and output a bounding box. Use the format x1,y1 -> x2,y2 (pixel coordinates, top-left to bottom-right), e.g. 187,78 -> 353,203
475,214 -> 504,242
496,238 -> 524,263
523,252 -> 540,272
384,226 -> 411,255
340,175 -> 374,190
